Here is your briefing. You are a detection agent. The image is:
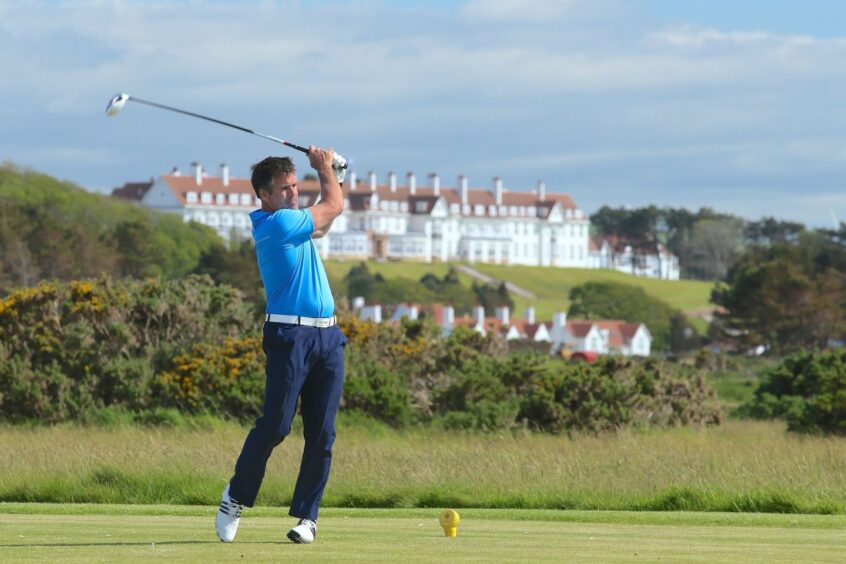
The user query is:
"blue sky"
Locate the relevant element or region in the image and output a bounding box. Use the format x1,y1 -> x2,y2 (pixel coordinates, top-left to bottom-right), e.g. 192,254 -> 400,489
1,0 -> 845,227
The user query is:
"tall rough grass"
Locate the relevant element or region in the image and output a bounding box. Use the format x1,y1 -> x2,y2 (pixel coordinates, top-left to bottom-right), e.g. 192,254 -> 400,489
1,418 -> 844,513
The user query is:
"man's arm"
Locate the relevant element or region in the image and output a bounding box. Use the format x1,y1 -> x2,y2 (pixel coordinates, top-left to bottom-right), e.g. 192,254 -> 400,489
311,219 -> 334,239
306,146 -> 343,234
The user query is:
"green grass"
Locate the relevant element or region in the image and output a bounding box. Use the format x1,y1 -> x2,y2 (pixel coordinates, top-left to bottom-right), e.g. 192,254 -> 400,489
323,260 -> 715,322
2,506 -> 846,563
1,419 -> 845,513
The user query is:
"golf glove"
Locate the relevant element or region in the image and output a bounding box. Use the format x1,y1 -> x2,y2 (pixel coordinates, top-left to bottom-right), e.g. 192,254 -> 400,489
332,152 -> 348,184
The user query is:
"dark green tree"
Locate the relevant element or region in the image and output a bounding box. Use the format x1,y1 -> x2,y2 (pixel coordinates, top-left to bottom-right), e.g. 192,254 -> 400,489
568,281 -> 697,352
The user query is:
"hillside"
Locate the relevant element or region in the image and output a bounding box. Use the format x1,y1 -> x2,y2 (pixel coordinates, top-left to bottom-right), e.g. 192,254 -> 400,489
322,260 -> 715,324
0,163 -> 222,291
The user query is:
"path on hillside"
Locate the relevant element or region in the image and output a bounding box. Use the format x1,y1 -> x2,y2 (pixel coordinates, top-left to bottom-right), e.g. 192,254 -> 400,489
454,265 -> 537,299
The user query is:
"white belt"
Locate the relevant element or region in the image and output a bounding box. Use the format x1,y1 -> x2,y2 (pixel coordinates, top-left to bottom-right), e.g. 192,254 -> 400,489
265,314 -> 337,328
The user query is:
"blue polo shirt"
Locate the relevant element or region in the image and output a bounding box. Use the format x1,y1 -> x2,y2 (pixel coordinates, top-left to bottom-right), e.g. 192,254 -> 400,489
250,208 -> 334,318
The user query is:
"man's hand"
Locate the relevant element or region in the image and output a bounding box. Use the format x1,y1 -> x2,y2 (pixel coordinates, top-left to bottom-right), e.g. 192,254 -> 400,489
308,146 -> 335,177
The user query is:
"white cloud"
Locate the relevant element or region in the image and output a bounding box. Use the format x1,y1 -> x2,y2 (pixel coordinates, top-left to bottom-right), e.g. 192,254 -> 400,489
2,1 -> 846,226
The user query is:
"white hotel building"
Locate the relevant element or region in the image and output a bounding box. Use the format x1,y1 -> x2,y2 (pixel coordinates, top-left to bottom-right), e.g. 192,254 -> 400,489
119,162 -> 592,267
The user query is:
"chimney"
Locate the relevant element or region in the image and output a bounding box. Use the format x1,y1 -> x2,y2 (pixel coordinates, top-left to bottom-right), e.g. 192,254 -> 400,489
473,305 -> 485,325
389,171 -> 397,193
429,172 -> 440,196
524,307 -> 536,324
171,166 -> 181,176
348,170 -> 357,191
192,162 -> 202,186
443,306 -> 455,327
407,172 -> 416,195
496,306 -> 510,325
460,175 -> 469,205
494,176 -> 503,205
220,163 -> 229,187
360,304 -> 382,323
369,171 -> 377,191
537,180 -> 546,202
553,312 -> 567,329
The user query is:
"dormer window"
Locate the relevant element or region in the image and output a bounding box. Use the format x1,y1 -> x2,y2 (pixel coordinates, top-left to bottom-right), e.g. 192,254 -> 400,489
229,193 -> 239,205
186,191 -> 198,203
216,193 -> 225,205
201,192 -> 212,204
241,194 -> 252,205
474,204 -> 484,215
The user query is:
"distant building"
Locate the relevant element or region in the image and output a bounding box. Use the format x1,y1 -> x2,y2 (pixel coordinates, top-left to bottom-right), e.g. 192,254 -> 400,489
113,163 -> 678,279
354,301 -> 652,357
588,237 -> 680,280
114,163 -> 591,267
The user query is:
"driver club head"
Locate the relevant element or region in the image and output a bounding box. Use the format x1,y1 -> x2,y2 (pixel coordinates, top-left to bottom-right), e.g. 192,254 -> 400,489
106,93 -> 130,117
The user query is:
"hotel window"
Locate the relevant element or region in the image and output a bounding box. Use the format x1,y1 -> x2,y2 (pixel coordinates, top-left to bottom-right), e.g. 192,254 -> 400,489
216,193 -> 225,205
229,193 -> 239,205
240,194 -> 252,205
186,191 -> 198,203
201,192 -> 212,204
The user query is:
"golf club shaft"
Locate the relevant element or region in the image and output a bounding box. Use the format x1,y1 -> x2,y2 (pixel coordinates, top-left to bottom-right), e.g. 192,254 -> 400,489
128,96 -> 311,155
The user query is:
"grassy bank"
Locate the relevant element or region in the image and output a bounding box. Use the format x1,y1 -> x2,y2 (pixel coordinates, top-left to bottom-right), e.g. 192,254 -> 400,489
322,260 -> 715,321
1,419 -> 844,513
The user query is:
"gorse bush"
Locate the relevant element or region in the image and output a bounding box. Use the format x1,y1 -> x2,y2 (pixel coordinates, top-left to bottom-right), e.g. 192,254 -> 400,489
0,275 -> 255,422
745,349 -> 846,434
0,277 -> 722,431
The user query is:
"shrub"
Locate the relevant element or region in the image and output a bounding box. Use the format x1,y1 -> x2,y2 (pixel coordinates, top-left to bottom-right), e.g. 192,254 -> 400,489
0,275 -> 256,422
745,349 -> 846,434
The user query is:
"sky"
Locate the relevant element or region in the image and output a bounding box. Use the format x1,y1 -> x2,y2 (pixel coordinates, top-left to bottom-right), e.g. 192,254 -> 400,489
2,0 -> 846,227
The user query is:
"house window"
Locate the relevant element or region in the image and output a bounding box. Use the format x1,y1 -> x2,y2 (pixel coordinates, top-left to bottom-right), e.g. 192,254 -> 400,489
186,191 -> 198,203
450,203 -> 460,214
416,201 -> 428,212
474,205 -> 484,215
215,193 -> 225,205
240,194 -> 252,205
400,202 -> 408,212
201,192 -> 212,204
229,193 -> 239,205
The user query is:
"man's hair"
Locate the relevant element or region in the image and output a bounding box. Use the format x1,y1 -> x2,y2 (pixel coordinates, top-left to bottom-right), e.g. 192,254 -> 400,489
251,156 -> 296,196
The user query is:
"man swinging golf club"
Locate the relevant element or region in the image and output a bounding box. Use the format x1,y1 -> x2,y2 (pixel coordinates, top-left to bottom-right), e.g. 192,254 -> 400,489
215,146 -> 347,544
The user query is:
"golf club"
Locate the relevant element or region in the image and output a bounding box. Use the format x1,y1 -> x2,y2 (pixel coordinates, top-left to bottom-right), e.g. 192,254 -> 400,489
105,93 -> 348,169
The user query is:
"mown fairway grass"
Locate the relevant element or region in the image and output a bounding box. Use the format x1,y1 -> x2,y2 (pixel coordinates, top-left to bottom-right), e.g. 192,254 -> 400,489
322,260 -> 715,322
2,419 -> 845,514
2,505 -> 846,563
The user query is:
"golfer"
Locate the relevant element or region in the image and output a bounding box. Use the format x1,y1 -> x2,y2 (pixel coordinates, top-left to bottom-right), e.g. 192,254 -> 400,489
216,147 -> 346,544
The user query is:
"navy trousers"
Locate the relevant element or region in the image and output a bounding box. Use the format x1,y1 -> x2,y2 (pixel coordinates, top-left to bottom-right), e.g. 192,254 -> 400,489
228,322 -> 346,521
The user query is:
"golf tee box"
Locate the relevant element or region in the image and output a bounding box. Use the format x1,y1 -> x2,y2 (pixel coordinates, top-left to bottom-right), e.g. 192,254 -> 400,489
439,509 -> 460,537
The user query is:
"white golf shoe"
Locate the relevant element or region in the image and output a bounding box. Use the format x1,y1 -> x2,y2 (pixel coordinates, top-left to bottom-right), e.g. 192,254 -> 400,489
215,484 -> 244,543
287,518 -> 317,544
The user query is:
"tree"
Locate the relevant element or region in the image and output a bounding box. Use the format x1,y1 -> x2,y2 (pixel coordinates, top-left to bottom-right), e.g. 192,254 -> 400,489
712,233 -> 846,353
745,217 -> 804,245
568,281 -> 697,352
681,219 -> 743,280
192,240 -> 264,311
